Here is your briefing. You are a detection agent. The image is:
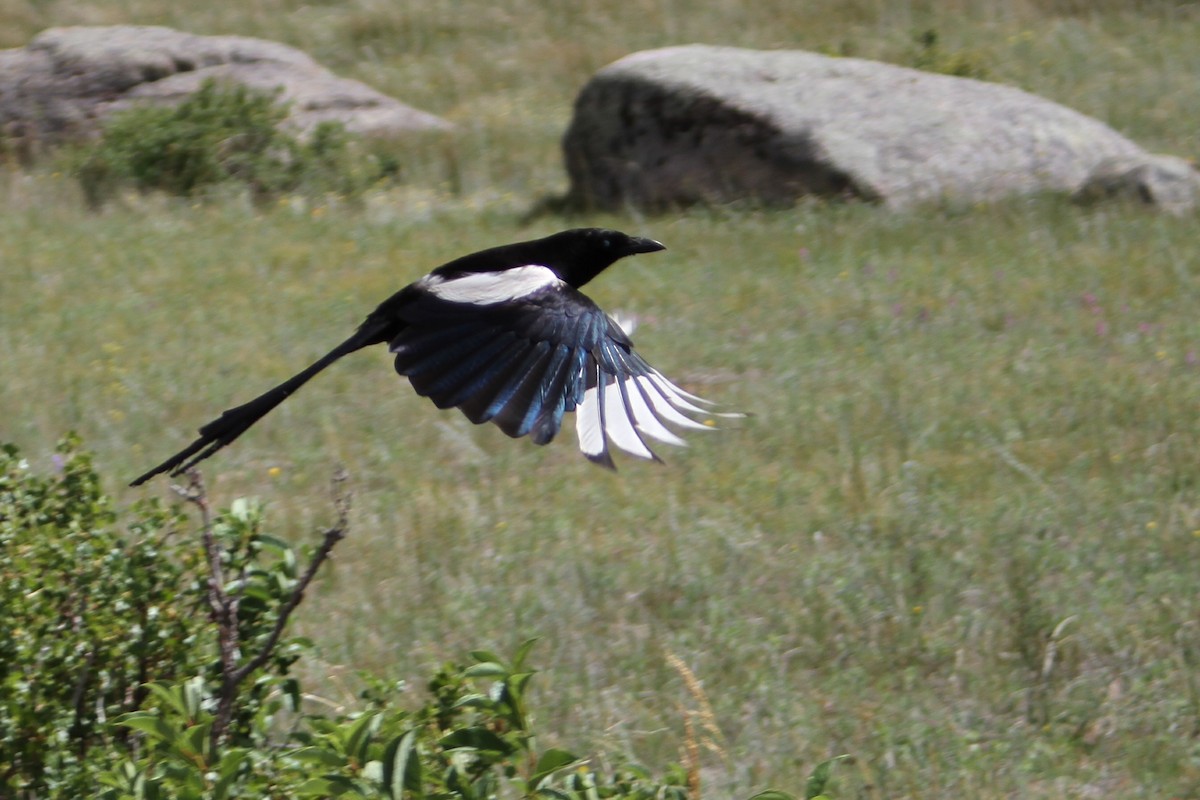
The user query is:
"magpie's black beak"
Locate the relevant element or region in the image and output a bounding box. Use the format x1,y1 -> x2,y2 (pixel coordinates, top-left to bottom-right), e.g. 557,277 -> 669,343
627,236 -> 666,255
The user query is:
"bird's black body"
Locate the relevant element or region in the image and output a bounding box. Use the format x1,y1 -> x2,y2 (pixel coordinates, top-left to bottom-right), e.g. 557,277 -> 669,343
131,228 -> 728,486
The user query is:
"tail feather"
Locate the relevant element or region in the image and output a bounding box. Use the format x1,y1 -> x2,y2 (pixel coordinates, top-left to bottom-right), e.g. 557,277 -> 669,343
130,334 -> 369,486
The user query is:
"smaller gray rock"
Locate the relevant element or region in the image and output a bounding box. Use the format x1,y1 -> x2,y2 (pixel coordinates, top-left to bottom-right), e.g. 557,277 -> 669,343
0,25 -> 450,150
113,61 -> 451,139
1073,153 -> 1199,215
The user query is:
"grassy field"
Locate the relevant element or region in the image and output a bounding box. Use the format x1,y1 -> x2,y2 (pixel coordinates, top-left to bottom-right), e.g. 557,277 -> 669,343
3,1 -> 1200,797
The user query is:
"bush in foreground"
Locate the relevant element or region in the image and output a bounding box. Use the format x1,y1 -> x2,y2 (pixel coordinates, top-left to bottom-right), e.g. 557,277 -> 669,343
1,438 -> 830,799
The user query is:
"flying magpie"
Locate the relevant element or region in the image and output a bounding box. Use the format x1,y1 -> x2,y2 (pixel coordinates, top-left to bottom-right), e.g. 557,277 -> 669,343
130,228 -> 733,486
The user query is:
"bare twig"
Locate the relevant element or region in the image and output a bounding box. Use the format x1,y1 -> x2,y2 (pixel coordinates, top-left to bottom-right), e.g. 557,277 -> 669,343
174,472 -> 236,753
176,473 -> 242,697
177,468 -> 352,752
227,469 -> 350,690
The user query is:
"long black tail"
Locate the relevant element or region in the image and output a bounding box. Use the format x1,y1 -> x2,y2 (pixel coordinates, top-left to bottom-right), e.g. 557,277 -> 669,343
130,333 -> 371,486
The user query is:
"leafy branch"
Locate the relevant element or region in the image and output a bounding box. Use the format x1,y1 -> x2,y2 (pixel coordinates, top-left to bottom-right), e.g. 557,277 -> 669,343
172,467 -> 351,752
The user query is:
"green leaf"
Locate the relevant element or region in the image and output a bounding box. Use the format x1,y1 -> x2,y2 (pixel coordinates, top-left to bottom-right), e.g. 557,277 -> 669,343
181,676 -> 207,719
294,777 -> 351,797
439,726 -> 514,755
257,533 -> 292,551
229,497 -> 261,523
511,637 -> 540,672
381,728 -> 422,799
231,583 -> 274,602
463,662 -> 508,678
178,721 -> 210,759
452,693 -> 495,710
321,774 -> 361,795
212,748 -> 251,800
508,672 -> 535,697
145,682 -> 195,720
749,792 -> 798,800
288,746 -> 348,768
530,748 -> 580,789
343,711 -> 382,761
118,712 -> 177,745
469,649 -> 502,664
217,747 -> 251,778
805,754 -> 852,800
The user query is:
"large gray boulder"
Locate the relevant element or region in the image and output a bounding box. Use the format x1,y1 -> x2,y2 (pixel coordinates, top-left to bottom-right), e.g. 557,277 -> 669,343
563,45 -> 1153,211
0,25 -> 450,151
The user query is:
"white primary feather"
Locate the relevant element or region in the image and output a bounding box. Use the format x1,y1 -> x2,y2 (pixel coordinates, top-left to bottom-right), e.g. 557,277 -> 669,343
575,379 -> 606,458
420,265 -> 562,305
601,377 -> 655,459
620,376 -> 687,446
648,369 -> 717,406
646,370 -> 730,416
635,376 -> 710,430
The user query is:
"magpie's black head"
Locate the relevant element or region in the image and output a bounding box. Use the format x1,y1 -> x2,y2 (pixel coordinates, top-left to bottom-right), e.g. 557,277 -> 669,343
536,228 -> 666,288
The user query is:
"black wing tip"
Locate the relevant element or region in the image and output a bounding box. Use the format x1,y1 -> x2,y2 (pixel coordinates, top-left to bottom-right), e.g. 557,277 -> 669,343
129,471 -> 156,487
585,449 -> 617,470
530,416 -> 561,446
623,443 -> 666,466
129,429 -> 230,487
582,444 -> 664,469
129,448 -> 194,487
129,457 -> 188,487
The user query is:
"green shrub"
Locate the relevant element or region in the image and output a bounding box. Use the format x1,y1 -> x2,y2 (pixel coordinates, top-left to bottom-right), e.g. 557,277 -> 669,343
0,435 -> 202,797
100,641 -> 699,800
1,438 -> 817,800
0,436 -> 322,797
70,80 -> 395,207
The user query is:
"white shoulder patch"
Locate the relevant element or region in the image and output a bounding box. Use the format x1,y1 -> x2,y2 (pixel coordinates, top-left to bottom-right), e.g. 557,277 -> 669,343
420,265 -> 562,305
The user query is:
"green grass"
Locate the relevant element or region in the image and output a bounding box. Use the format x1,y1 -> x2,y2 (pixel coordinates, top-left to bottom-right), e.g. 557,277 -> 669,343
3,2 -> 1200,797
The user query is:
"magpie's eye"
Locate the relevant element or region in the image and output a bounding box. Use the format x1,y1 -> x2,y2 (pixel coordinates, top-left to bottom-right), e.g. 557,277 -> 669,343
601,238 -> 612,249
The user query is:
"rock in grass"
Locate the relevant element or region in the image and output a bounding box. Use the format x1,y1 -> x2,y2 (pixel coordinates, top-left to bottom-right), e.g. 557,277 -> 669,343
563,44 -> 1156,211
0,25 -> 451,156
